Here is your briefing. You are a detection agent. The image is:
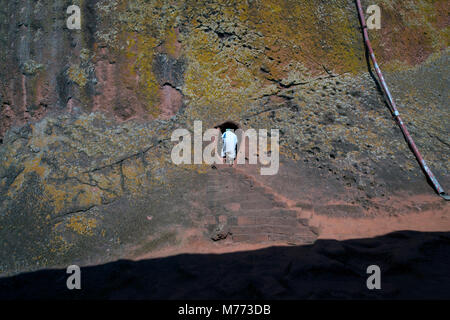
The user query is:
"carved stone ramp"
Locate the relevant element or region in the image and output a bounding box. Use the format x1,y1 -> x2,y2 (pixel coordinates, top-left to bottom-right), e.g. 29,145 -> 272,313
205,166 -> 317,245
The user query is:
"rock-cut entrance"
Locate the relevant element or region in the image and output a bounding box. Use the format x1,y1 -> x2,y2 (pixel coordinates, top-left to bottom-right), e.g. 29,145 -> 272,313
206,121 -> 317,245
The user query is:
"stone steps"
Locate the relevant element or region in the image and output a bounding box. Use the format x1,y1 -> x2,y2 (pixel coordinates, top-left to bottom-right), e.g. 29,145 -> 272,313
230,224 -> 312,235
235,208 -> 298,217
239,200 -> 288,210
205,167 -> 318,245
208,193 -> 273,200
234,215 -> 309,227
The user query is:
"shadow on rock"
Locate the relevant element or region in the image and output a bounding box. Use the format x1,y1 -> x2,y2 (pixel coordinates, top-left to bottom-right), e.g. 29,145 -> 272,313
1,231 -> 449,300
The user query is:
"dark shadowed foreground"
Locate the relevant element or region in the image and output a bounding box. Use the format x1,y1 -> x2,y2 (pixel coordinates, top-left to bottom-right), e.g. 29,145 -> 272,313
1,230 -> 449,300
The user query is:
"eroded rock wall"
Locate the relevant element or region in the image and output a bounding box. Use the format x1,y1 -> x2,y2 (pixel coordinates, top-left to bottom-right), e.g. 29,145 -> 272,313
1,0 -> 448,137
0,0 -> 448,275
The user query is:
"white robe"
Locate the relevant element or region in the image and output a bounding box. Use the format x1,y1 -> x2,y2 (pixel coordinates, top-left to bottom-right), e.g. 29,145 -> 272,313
221,131 -> 238,158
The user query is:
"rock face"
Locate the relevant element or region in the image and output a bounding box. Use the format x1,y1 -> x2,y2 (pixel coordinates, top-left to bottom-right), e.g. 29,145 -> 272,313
1,0 -> 448,136
0,0 -> 449,275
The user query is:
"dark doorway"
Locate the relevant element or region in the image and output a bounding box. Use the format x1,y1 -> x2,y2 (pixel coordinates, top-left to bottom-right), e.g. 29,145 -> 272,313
214,121 -> 240,134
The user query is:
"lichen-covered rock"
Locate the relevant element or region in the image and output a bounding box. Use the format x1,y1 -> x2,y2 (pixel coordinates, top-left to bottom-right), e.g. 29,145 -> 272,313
1,0 -> 448,136
0,111 -> 200,274
0,0 -> 448,275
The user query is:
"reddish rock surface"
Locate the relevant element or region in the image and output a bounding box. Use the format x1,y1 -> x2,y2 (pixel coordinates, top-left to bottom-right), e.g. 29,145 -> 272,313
0,1 -> 448,294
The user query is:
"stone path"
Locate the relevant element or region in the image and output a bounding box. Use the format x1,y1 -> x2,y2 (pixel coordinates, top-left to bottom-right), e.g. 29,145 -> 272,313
205,166 -> 317,245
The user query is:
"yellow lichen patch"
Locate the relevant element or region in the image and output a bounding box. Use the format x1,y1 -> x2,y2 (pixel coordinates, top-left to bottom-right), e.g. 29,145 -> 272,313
126,33 -> 160,116
43,184 -> 71,214
25,156 -> 46,178
181,163 -> 210,174
90,171 -> 123,198
43,183 -> 102,215
77,186 -> 103,208
66,215 -> 98,236
67,64 -> 88,87
7,155 -> 47,194
122,158 -> 147,194
183,29 -> 262,123
248,0 -> 364,75
164,27 -> 181,58
49,234 -> 73,254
